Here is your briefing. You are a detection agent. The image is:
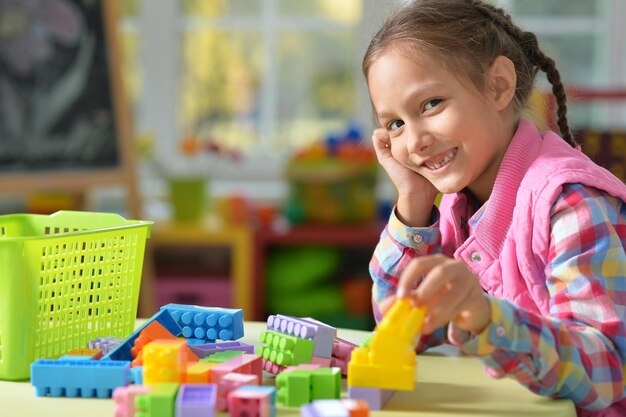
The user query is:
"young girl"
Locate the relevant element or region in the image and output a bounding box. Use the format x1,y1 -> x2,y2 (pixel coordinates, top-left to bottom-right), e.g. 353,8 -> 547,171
365,1 -> 626,415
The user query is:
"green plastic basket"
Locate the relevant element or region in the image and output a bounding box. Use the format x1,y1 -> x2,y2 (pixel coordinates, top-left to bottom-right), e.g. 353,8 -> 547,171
0,211 -> 153,380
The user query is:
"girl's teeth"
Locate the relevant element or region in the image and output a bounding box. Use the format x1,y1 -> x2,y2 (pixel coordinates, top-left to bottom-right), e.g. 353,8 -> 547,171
426,149 -> 455,170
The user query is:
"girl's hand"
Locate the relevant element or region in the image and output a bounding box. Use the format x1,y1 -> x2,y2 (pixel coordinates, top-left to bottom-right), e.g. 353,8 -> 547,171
396,254 -> 491,335
372,128 -> 439,226
372,128 -> 438,199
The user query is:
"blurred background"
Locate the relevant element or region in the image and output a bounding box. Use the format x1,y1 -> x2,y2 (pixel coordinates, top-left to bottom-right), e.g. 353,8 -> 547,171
1,0 -> 625,328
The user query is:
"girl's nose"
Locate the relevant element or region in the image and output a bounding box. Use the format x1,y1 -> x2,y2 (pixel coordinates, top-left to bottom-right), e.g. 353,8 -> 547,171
406,128 -> 433,155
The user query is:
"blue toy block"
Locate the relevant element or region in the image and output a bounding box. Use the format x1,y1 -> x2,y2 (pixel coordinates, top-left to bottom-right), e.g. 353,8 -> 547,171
31,359 -> 130,398
58,355 -> 95,361
160,304 -> 244,341
186,338 -> 216,346
176,384 -> 217,417
103,310 -> 181,361
267,315 -> 336,358
130,366 -> 144,384
190,341 -> 255,359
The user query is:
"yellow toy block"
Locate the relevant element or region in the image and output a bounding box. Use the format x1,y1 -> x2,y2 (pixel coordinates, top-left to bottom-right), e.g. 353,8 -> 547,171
143,339 -> 187,385
347,298 -> 426,391
185,362 -> 217,383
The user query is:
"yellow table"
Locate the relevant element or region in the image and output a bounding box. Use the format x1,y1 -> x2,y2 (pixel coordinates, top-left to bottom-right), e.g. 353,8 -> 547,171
0,321 -> 575,417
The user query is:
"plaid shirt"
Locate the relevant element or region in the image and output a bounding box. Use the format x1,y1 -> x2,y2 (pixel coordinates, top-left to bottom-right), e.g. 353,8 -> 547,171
370,183 -> 626,412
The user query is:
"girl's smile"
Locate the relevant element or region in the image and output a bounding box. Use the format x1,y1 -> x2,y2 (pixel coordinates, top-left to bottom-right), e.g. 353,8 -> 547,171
421,147 -> 458,172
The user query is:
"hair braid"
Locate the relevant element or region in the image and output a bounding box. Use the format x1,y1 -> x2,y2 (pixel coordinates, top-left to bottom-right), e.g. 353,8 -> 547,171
467,0 -> 576,147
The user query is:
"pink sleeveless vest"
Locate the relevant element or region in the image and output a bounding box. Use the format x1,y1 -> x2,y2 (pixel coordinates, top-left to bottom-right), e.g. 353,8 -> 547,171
439,119 -> 626,313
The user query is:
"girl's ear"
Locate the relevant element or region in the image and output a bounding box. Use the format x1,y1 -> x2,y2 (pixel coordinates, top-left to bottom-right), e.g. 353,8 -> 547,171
488,55 -> 517,111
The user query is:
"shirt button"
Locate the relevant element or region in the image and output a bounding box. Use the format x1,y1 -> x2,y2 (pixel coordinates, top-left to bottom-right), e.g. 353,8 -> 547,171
413,235 -> 423,243
496,326 -> 506,338
470,252 -> 482,262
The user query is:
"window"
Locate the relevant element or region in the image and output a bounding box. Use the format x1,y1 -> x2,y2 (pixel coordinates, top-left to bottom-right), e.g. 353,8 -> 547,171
119,0 -> 626,188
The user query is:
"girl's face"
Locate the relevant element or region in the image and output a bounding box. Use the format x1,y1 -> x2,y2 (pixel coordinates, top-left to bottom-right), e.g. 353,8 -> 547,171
367,49 -> 514,202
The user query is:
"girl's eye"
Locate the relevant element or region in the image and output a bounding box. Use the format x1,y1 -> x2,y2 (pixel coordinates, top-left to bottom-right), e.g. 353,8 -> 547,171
388,120 -> 405,131
424,98 -> 442,111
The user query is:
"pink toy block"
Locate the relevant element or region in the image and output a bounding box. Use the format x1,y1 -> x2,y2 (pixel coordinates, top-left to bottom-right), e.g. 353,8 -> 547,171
311,356 -> 332,367
347,387 -> 394,410
176,384 -> 217,417
262,359 -> 285,375
113,385 -> 152,417
284,364 -> 321,373
331,338 -> 357,376
228,386 -> 276,417
211,354 -> 262,384
216,372 -> 259,411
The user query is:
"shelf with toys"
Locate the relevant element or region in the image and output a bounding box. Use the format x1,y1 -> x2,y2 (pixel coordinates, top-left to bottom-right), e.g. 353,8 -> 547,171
252,125 -> 387,328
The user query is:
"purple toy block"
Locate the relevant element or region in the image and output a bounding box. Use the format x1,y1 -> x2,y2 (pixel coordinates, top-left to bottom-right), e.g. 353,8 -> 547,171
176,384 -> 217,417
347,386 -> 394,410
267,315 -> 336,358
161,303 -> 244,341
89,336 -> 123,355
189,341 -> 255,359
301,400 -> 349,417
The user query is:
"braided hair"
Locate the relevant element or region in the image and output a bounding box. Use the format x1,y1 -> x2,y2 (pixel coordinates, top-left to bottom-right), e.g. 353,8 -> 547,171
363,0 -> 576,147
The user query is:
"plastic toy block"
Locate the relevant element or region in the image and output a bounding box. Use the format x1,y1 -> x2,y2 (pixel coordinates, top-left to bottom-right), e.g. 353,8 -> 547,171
143,339 -> 187,385
89,336 -> 123,355
301,399 -> 369,417
347,347 -> 415,390
276,369 -> 312,407
131,321 -> 178,357
186,338 -> 215,346
262,359 -> 285,375
276,367 -> 342,407
130,366 -> 144,384
190,341 -> 255,359
199,350 -> 245,363
216,372 -> 258,411
347,387 -> 393,410
347,299 -> 425,391
113,385 -> 152,417
311,356 -> 332,367
160,304 -> 244,341
66,348 -> 103,360
210,353 -> 263,384
311,367 -> 341,400
331,338 -> 357,376
58,355 -> 97,361
228,386 -> 276,417
104,310 -> 182,361
31,359 -> 130,398
259,330 -> 314,367
176,384 -> 217,417
267,315 -> 336,358
185,362 -> 217,384
135,382 -> 179,417
284,364 -> 321,373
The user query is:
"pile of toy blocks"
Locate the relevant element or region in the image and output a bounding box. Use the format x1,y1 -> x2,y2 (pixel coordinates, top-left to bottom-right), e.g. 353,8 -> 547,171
346,298 -> 426,410
30,303 -> 276,417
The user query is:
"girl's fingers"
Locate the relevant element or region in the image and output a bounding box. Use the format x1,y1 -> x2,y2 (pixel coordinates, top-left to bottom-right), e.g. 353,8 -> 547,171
396,254 -> 449,298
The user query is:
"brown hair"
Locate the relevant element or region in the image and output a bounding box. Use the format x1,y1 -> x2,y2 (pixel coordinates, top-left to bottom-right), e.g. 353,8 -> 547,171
363,0 -> 576,147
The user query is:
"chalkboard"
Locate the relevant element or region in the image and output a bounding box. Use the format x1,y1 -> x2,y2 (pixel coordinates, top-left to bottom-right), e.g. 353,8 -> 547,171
0,0 -> 138,216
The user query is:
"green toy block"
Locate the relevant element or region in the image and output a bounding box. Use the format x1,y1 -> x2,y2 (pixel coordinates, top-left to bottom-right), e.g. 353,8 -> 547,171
276,369 -> 312,407
311,367 -> 341,400
259,330 -> 314,366
135,383 -> 179,417
199,350 -> 245,363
